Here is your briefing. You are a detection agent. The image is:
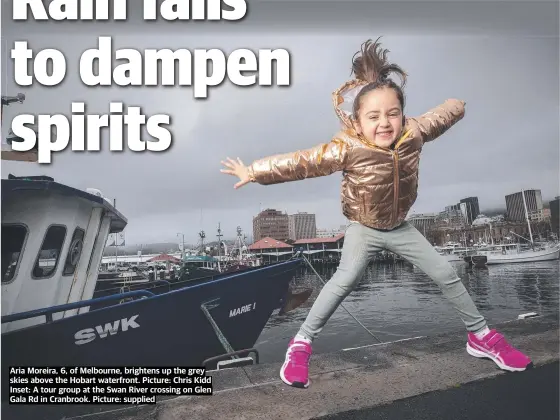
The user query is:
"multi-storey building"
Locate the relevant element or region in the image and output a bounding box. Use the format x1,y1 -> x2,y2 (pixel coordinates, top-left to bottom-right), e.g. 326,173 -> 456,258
288,212 -> 316,241
316,225 -> 348,238
459,197 -> 480,225
505,189 -> 543,222
252,209 -> 289,241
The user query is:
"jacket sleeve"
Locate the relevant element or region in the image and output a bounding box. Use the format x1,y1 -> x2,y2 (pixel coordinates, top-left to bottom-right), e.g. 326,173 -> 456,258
407,99 -> 466,144
247,137 -> 349,185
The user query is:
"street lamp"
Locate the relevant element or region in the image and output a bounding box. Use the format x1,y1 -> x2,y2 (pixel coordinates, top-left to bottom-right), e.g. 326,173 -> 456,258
1,93 -> 39,163
1,93 -> 25,123
1,93 -> 25,106
177,233 -> 185,261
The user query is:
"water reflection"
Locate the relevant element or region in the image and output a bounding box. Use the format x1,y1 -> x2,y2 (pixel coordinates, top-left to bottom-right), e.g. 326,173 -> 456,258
256,260 -> 559,363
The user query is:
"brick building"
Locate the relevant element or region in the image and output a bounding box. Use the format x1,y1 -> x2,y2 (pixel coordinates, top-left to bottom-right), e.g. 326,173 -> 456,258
252,209 -> 289,241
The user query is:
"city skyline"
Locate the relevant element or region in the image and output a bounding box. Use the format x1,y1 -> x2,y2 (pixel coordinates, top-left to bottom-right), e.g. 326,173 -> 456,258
113,187 -> 556,247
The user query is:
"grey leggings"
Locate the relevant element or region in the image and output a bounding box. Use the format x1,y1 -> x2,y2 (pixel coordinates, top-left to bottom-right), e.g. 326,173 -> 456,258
298,221 -> 487,341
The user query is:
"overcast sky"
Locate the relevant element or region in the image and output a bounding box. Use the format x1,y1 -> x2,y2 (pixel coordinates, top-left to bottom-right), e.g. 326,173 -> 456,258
2,2 -> 558,245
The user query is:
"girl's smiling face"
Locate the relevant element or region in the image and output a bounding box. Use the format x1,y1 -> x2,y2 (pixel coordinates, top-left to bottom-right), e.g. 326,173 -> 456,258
354,86 -> 404,148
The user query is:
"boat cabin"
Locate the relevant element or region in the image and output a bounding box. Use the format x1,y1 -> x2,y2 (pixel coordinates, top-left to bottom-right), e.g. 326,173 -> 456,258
183,255 -> 219,271
1,174 -> 127,333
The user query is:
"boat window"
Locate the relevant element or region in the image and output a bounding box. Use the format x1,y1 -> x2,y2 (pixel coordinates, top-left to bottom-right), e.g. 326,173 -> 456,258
2,224 -> 28,284
33,225 -> 67,279
63,228 -> 85,276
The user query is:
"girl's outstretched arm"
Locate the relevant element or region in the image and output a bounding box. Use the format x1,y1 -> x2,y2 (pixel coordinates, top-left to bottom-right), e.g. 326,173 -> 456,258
407,99 -> 466,144
220,137 -> 349,189
247,137 -> 349,185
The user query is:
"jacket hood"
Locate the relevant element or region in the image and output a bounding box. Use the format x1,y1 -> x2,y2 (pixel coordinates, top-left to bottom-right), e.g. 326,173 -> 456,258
332,79 -> 369,129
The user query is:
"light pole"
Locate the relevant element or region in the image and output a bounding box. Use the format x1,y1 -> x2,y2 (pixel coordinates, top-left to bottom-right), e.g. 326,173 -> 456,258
177,233 -> 185,261
1,93 -> 26,119
1,93 -> 39,163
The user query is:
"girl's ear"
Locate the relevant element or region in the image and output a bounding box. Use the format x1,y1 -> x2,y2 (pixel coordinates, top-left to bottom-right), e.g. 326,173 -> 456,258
352,117 -> 362,135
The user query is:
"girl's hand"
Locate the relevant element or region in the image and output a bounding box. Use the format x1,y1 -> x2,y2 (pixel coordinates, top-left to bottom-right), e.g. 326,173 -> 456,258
220,157 -> 251,189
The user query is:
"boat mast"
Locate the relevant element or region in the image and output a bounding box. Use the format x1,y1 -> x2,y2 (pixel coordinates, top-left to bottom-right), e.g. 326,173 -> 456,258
236,226 -> 245,262
199,230 -> 206,254
216,223 -> 223,271
177,233 -> 185,261
521,189 -> 534,247
464,204 -> 469,248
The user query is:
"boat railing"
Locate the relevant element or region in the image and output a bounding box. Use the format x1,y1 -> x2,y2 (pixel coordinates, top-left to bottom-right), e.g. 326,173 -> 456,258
1,290 -> 155,324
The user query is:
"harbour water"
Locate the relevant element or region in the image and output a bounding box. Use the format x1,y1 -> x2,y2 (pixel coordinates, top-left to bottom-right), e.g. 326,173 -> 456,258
255,260 -> 559,363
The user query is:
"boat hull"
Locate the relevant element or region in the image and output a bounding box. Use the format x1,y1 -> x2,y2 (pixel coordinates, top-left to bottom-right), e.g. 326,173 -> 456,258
469,247 -> 560,266
1,259 -> 301,398
89,264 -> 263,308
440,254 -> 464,263
485,247 -> 560,264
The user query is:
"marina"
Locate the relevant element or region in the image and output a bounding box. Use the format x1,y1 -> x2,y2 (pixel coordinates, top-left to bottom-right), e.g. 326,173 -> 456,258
255,259 -> 559,363
1,166 -> 558,419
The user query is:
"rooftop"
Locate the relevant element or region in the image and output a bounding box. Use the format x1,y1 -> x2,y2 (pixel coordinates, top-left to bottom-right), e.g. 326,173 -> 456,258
294,233 -> 345,244
248,237 -> 292,250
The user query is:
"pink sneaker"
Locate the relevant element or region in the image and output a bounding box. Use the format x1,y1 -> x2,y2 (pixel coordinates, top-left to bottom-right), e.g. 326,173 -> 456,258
466,329 -> 532,372
279,338 -> 312,388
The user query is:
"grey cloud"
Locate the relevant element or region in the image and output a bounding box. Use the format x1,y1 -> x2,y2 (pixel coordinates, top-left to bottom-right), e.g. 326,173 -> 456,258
3,1 -> 557,37
1,5 -> 558,245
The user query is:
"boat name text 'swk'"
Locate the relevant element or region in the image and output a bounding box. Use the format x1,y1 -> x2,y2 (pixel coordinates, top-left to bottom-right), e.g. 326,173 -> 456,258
74,315 -> 140,346
229,302 -> 256,318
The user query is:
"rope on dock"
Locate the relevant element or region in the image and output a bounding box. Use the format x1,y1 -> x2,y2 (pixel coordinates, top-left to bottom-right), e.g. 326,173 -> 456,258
298,252 -> 382,344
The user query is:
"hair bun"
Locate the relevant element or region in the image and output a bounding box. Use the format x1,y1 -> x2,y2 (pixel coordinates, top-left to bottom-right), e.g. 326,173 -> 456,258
351,38 -> 407,88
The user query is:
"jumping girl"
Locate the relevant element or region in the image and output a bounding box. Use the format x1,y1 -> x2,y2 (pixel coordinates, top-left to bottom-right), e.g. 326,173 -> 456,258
220,38 -> 532,388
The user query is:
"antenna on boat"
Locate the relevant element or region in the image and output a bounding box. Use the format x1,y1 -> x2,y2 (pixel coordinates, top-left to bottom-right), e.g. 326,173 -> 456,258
198,230 -> 206,254
231,226 -> 250,262
216,223 -> 223,271
216,224 -> 222,243
237,226 -> 243,262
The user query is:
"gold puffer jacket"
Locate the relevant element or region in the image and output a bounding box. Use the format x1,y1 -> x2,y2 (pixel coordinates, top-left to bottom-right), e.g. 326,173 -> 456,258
248,81 -> 466,230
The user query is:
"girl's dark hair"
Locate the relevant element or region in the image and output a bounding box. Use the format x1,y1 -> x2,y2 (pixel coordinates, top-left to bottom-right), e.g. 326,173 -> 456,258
351,37 -> 407,119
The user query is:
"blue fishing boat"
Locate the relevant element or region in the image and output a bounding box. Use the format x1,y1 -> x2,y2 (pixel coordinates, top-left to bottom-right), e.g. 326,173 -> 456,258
1,171 -> 304,403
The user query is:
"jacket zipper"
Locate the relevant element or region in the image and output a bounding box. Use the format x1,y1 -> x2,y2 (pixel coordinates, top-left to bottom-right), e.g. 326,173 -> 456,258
357,130 -> 410,226
391,150 -> 399,226
390,130 -> 409,226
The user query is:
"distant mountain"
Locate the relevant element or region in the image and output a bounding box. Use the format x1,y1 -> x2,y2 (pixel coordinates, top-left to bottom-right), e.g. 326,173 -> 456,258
480,208 -> 506,217
102,239 -> 247,256
103,242 -> 182,256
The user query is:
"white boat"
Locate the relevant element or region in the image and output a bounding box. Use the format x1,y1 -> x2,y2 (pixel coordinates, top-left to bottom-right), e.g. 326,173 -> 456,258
476,243 -> 560,265
470,189 -> 560,266
435,246 -> 465,263
435,242 -> 483,263
442,254 -> 464,263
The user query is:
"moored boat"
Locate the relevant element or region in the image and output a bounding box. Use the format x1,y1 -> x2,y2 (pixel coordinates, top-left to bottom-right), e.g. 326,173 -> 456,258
1,165 -> 306,418
465,190 -> 560,266
470,243 -> 560,266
